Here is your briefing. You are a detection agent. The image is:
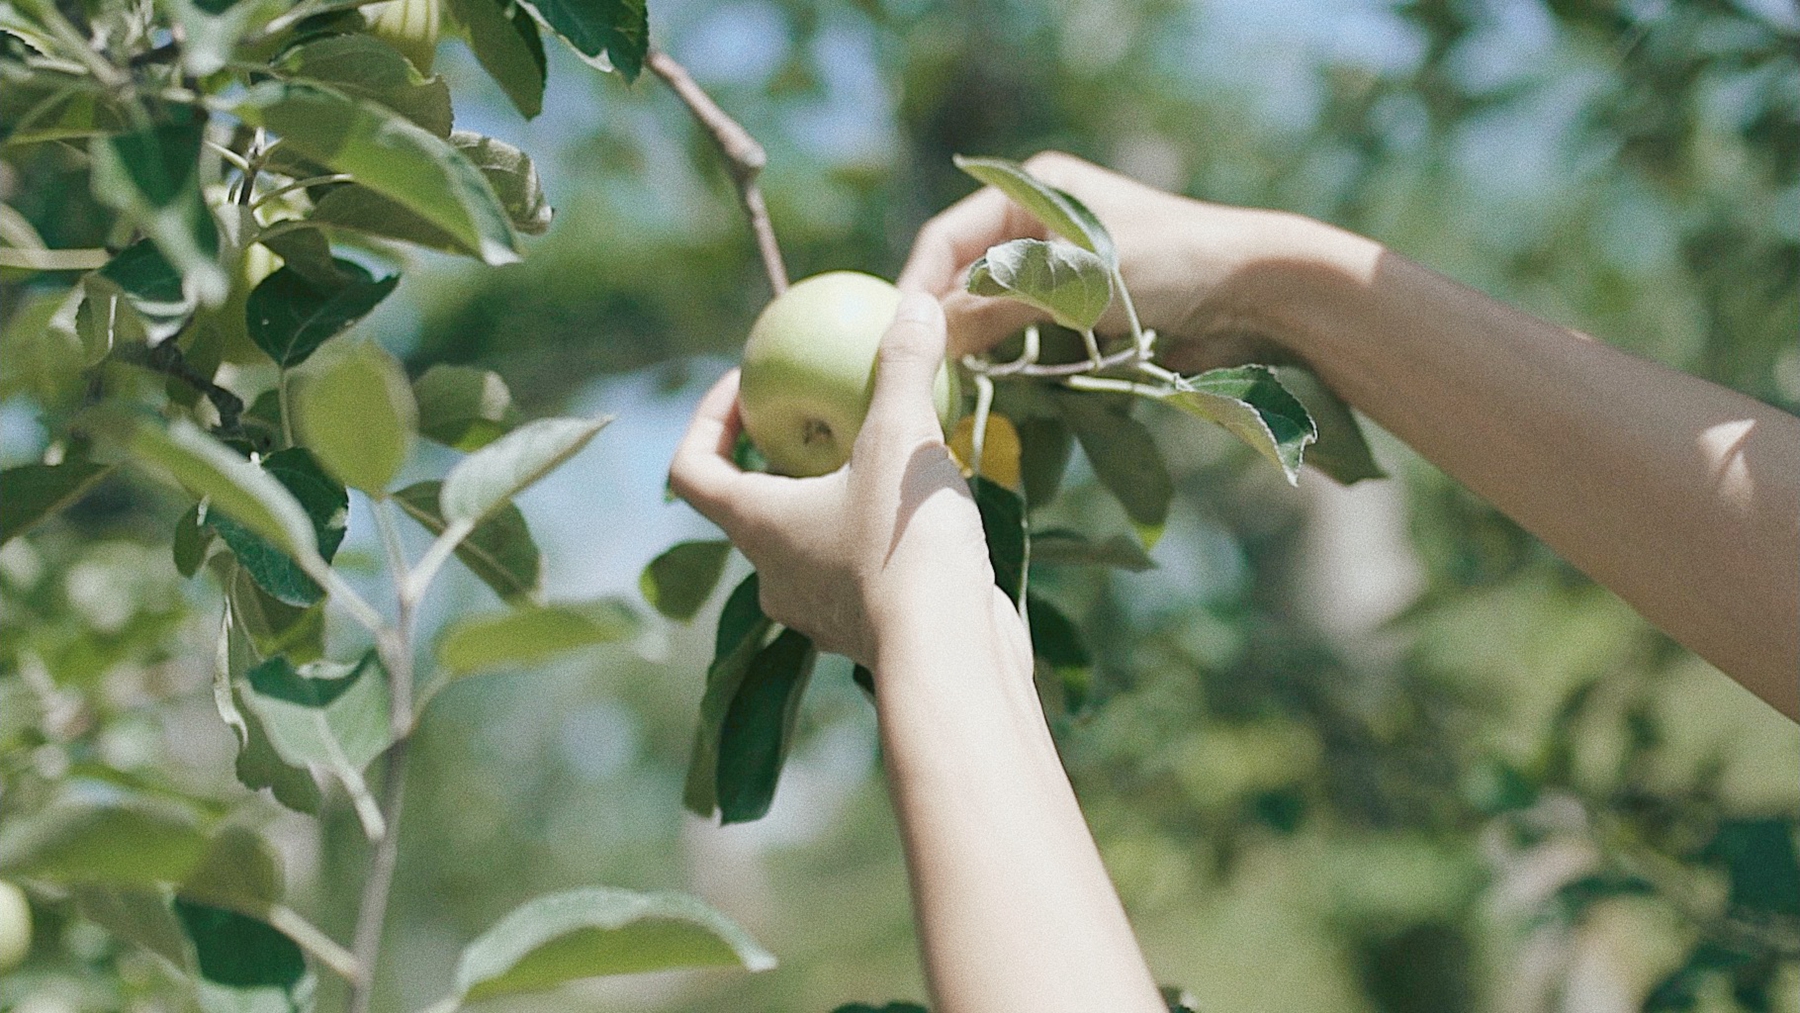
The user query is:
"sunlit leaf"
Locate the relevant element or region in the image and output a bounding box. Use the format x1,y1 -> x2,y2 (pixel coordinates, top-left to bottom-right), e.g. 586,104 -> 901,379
967,238 -> 1112,332
447,0 -> 546,118
413,363 -> 522,450
293,341 -> 417,495
436,599 -> 636,675
440,415 -> 610,526
1148,365 -> 1316,485
277,33 -> 454,137
236,81 -> 521,265
952,155 -> 1116,268
450,887 -> 775,1003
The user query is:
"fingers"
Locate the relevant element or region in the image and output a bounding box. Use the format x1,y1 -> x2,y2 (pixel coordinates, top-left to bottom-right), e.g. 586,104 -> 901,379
862,292 -> 950,451
668,369 -> 754,528
897,185 -> 1045,296
941,289 -> 1045,358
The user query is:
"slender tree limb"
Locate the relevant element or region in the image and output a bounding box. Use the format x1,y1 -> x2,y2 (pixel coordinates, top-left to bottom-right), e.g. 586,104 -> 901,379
346,507 -> 421,1013
647,48 -> 788,295
112,339 -> 245,433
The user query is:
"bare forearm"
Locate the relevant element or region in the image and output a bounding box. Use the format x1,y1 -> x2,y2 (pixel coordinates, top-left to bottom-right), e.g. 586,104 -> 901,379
1235,225 -> 1800,717
874,589 -> 1165,1013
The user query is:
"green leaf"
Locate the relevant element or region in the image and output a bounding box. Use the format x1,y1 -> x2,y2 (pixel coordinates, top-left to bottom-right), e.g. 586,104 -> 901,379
517,0 -> 647,80
1027,594 -> 1092,714
308,131 -> 551,251
257,227 -> 353,289
1055,392 -> 1171,546
177,828 -> 284,917
716,627 -> 817,824
1274,366 -> 1384,484
1017,415 -> 1072,508
450,887 -> 775,1004
236,81 -> 520,265
208,448 -> 349,607
436,599 -> 637,675
228,565 -> 326,665
174,899 -> 308,990
640,540 -> 732,622
293,341 -> 418,495
1708,818 -> 1800,918
447,0 -> 546,118
74,886 -> 193,971
973,478 -> 1027,605
0,790 -> 208,885
174,502 -> 217,577
684,573 -> 774,817
952,155 -> 1116,268
1146,365 -> 1316,485
0,458 -> 111,544
452,132 -> 552,235
88,108 -> 227,305
277,33 -> 454,137
394,480 -> 541,602
245,259 -> 399,368
832,1003 -> 929,1013
413,363 -> 522,450
216,599 -> 325,813
128,417 -> 320,563
440,415 -> 610,526
87,239 -> 194,345
1029,528 -> 1154,571
165,0 -> 289,78
241,652 -> 392,836
967,238 -> 1112,332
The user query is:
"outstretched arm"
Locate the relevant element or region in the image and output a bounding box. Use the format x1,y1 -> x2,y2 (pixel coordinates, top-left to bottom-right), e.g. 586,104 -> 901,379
903,152 -> 1800,721
669,295 -> 1166,1013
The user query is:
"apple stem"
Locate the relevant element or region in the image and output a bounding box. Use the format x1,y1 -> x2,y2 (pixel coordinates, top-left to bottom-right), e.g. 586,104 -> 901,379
648,49 -> 790,296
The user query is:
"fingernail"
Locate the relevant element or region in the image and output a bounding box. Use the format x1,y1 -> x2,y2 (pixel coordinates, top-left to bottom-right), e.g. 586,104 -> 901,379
894,291 -> 938,324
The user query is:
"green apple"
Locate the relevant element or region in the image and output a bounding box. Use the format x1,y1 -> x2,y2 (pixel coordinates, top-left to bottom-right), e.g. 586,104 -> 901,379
739,271 -> 959,477
0,880 -> 29,973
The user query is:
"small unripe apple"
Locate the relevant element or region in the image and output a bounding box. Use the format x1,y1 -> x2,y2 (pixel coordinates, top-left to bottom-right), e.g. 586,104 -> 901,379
0,880 -> 31,972
739,272 -> 959,477
365,0 -> 441,74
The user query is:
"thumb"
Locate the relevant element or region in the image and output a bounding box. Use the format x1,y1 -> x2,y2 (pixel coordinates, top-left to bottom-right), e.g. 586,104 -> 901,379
864,291 -> 950,443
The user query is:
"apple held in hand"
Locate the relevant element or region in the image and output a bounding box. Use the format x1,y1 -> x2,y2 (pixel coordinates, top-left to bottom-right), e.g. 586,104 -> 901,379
739,272 -> 959,477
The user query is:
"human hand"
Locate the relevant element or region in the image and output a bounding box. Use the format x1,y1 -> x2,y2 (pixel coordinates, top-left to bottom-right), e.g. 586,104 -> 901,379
899,150 -> 1358,365
668,293 -> 1025,670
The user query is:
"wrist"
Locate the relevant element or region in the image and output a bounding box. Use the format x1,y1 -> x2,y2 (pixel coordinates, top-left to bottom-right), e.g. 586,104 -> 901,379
871,585 -> 1033,693
1171,209 -> 1384,369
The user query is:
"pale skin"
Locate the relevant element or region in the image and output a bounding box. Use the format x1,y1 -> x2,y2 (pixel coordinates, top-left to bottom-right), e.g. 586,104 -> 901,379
670,151 -> 1799,1013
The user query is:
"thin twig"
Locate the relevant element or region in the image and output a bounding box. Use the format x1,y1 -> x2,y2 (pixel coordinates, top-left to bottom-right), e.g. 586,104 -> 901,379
112,340 -> 245,433
646,48 -> 788,295
347,503 -> 421,1013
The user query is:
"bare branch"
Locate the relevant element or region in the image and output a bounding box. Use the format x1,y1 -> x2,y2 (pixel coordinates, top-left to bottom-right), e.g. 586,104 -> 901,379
647,48 -> 788,295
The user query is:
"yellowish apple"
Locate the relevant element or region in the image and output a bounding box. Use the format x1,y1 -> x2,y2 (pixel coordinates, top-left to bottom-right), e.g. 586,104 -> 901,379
739,272 -> 958,477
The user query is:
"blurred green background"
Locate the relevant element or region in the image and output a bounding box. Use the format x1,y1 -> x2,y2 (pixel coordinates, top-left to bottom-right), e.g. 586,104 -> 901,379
3,0 -> 1797,1010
